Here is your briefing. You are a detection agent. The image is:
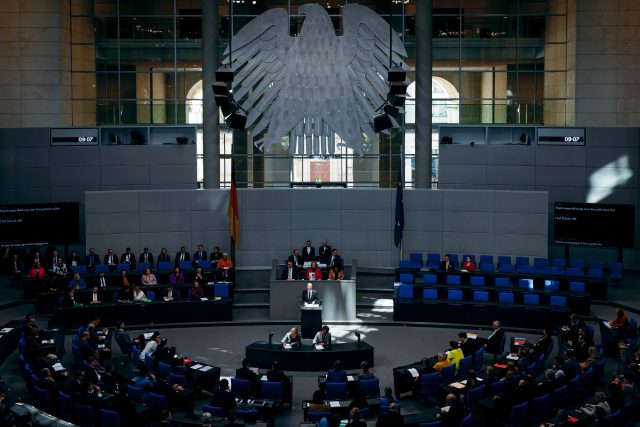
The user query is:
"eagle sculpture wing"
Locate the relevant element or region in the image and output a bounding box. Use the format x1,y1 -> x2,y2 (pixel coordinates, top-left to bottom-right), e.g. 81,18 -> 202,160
222,8 -> 292,143
341,4 -> 409,142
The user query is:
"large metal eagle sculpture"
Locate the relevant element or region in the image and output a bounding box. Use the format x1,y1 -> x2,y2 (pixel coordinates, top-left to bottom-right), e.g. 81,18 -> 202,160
223,4 -> 409,156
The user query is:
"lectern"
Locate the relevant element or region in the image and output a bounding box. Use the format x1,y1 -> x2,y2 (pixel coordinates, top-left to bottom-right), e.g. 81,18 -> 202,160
300,304 -> 322,339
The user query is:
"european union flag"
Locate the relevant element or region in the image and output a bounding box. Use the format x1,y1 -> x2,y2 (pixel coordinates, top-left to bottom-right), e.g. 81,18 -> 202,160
394,160 -> 404,248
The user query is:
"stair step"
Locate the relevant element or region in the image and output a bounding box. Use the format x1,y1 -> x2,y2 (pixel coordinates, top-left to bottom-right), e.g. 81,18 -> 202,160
235,293 -> 270,305
357,288 -> 394,293
234,288 -> 270,293
233,303 -> 270,308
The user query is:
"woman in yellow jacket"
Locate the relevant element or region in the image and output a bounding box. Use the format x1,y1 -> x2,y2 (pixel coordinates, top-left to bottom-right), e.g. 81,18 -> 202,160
447,341 -> 464,369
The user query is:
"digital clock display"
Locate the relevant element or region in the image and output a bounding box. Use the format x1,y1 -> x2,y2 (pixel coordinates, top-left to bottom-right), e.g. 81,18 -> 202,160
537,128 -> 585,146
50,128 -> 99,146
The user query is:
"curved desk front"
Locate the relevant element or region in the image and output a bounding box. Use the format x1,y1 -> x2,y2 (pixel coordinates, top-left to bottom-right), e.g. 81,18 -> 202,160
245,341 -> 374,371
269,279 -> 356,321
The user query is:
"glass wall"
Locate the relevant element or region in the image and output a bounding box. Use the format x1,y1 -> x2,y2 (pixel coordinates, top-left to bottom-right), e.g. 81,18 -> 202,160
72,0 -> 568,188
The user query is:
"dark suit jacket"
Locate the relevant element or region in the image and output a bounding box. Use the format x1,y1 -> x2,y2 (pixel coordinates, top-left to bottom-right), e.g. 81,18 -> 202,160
302,246 -> 315,260
281,266 -> 300,280
329,254 -> 343,268
85,365 -> 101,385
376,412 -> 404,427
85,254 -> 100,267
301,289 -> 319,304
192,251 -> 207,264
210,389 -> 235,413
288,254 -> 303,267
235,367 -> 258,382
103,254 -> 118,266
120,253 -> 136,268
460,339 -> 478,358
266,369 -> 288,383
139,252 -> 154,264
440,260 -> 455,271
486,328 -> 505,354
319,245 -> 332,260
157,253 -> 171,264
174,252 -> 191,267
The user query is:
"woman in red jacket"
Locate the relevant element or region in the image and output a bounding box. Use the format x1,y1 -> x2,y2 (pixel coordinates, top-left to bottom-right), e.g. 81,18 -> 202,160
306,261 -> 322,281
462,256 -> 475,272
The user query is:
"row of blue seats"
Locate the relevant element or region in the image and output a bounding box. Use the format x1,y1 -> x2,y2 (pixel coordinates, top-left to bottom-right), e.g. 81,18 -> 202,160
69,260 -> 221,275
397,284 -> 569,308
399,273 -> 589,293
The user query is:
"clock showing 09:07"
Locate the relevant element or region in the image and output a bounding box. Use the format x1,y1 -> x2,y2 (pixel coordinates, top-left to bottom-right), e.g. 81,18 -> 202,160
50,128 -> 99,146
537,128 -> 585,146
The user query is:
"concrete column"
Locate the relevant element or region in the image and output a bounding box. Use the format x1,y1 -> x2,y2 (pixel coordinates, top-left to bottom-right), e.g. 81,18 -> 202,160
202,0 -> 220,188
414,0 -> 432,188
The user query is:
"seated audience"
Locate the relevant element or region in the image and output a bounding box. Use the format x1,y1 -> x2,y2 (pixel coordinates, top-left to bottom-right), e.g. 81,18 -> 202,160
117,269 -> 131,287
580,391 -> 611,418
377,402 -> 403,427
210,246 -> 222,262
141,268 -> 158,286
190,280 -> 204,299
139,247 -> 154,265
436,393 -> 466,427
358,361 -> 376,380
210,378 -> 235,413
433,352 -> 450,372
85,247 -> 100,271
174,246 -> 190,267
580,346 -> 600,372
288,249 -> 303,269
308,389 -> 331,412
157,247 -> 171,266
329,249 -> 343,269
93,271 -> 110,289
120,247 -> 136,269
346,407 -> 366,427
281,260 -> 299,281
447,341 -> 464,369
440,254 -> 455,272
62,288 -> 79,307
192,244 -> 207,267
281,327 -> 302,348
164,286 -> 179,302
306,261 -> 322,281
461,256 -> 475,272
68,273 -> 87,290
104,249 -> 118,271
266,361 -> 289,385
169,267 -> 185,285
67,250 -> 81,269
328,264 -> 344,280
327,359 -> 348,383
313,325 -> 332,348
27,261 -> 45,279
132,286 -> 147,302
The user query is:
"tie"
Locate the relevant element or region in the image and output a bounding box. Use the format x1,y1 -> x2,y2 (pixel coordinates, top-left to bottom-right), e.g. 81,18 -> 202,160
289,269 -> 292,279
308,291 -> 311,300
145,254 -> 148,262
101,278 -> 105,288
181,254 -> 184,261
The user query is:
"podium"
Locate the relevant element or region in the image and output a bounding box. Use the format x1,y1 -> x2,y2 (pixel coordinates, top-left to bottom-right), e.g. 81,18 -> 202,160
301,304 -> 322,339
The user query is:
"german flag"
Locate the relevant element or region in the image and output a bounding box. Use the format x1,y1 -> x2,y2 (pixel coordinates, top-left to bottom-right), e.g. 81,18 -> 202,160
228,164 -> 240,246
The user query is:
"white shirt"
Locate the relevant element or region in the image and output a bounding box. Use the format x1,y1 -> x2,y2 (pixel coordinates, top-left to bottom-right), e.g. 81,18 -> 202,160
140,340 -> 158,361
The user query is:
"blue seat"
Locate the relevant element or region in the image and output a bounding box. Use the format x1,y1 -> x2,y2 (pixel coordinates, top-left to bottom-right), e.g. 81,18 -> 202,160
499,264 -> 515,273
504,401 -> 528,427
100,408 -> 120,427
566,375 -> 580,402
146,290 -> 155,300
570,259 -> 585,269
495,277 -> 510,288
145,353 -> 154,371
421,372 -> 439,394
202,404 -> 225,417
544,279 -> 560,292
422,274 -> 437,284
587,268 -> 603,279
466,385 -> 484,411
261,381 -> 283,401
326,382 -> 348,400
459,412 -> 472,427
581,367 -> 594,392
127,384 -> 143,401
157,261 -> 171,270
473,290 -> 489,302
422,288 -> 438,302
569,281 -> 586,293
523,293 -> 540,306
473,348 -> 484,371
409,253 -> 423,267
169,373 -> 187,387
447,289 -> 463,302
516,256 -> 530,267
32,385 -> 50,411
179,260 -> 192,270
518,278 -> 533,289
419,421 -> 442,427
399,273 -> 414,284
566,267 -> 582,277
552,258 -> 566,269
399,260 -> 414,269
116,263 -> 130,272
609,262 -> 624,281
94,264 -> 108,273
479,255 -> 493,265
398,284 -> 414,300
519,265 -> 536,274
358,378 -> 380,398
550,384 -> 567,410
450,254 -> 459,266
59,391 -> 74,420
480,263 -> 494,272
489,380 -> 505,397
58,296 -> 64,307
440,364 -> 455,384
236,409 -> 258,423
158,361 -> 171,376
446,275 -> 461,285
200,260 -> 213,269
71,344 -> 82,365
308,411 -> 333,422
148,392 -> 168,412
497,256 -> 511,266
544,266 -> 560,276
137,262 -> 151,272
458,356 -> 472,378
550,295 -> 566,309
75,403 -> 96,427
73,265 -> 88,275
498,292 -> 514,304
426,253 -> 440,270
589,260 -> 604,269
231,378 -> 250,398
470,276 -> 484,286
215,283 -> 229,298
462,254 -> 476,264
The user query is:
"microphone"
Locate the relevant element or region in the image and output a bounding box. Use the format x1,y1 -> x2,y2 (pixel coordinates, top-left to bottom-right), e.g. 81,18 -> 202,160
268,332 -> 274,345
355,331 -> 361,345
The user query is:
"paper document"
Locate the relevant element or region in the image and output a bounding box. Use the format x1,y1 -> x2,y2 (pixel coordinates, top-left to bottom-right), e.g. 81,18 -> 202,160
190,364 -> 203,370
467,333 -> 477,339
0,328 -> 12,333
283,344 -> 292,349
450,382 -> 465,390
441,406 -> 450,413
329,401 -> 341,408
249,367 -> 259,374
200,366 -> 213,372
143,332 -> 153,339
315,344 -> 324,350
408,368 -> 419,378
506,353 -> 519,361
200,297 -> 208,301
52,363 -> 64,372
261,375 -> 267,381
347,376 -> 355,382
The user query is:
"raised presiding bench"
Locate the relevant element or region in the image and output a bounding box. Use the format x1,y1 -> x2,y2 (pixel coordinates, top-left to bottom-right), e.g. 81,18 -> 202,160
269,279 -> 356,321
245,341 -> 374,371
48,300 -> 232,329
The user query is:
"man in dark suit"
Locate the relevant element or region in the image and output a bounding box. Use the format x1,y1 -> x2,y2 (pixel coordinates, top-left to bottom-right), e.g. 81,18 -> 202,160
281,261 -> 299,281
440,254 -> 455,272
288,249 -> 303,270
85,248 -> 100,272
174,247 -> 190,267
120,247 -> 136,269
157,248 -> 171,266
139,247 -> 154,265
318,240 -> 331,262
302,240 -> 315,261
210,378 -> 235,413
103,248 -> 118,272
301,282 -> 319,304
458,331 -> 479,357
266,361 -> 288,383
9,254 -> 23,287
84,357 -> 103,386
235,358 -> 259,395
377,403 -> 404,427
192,244 -> 207,267
329,249 -> 343,269
484,320 -> 505,358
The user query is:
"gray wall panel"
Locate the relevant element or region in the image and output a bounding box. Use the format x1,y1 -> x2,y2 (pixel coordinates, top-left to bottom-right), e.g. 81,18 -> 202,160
495,212 -> 547,235
535,166 -> 586,187
440,145 -> 487,164
50,146 -> 100,166
86,188 -> 548,268
150,165 -> 196,185
486,145 -> 535,165
51,166 -> 99,187
1,167 -> 50,188
536,146 -> 586,167
292,189 -> 342,210
487,166 -> 536,186
494,234 -> 547,256
0,147 -> 49,168
100,146 -> 149,166
149,146 -> 195,165
438,165 -> 486,185
86,213 -> 139,235
86,234 -> 139,255
587,147 -> 640,168
405,191 -> 443,211
494,191 -> 548,214
100,166 -> 150,186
